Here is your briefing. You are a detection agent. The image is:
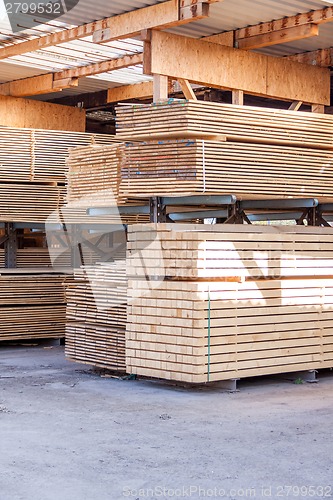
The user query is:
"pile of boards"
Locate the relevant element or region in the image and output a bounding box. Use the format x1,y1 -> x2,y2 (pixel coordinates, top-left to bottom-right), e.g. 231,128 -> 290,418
116,100 -> 333,201
0,124 -> 117,224
65,143 -> 150,224
0,272 -> 66,341
65,258 -> 127,371
126,224 -> 333,383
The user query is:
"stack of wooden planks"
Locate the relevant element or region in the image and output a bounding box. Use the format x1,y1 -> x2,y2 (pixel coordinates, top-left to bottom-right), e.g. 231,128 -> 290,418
0,273 -> 66,341
66,144 -> 123,207
65,258 -> 127,371
0,125 -> 117,184
120,139 -> 333,200
116,100 -> 333,149
126,224 -> 333,383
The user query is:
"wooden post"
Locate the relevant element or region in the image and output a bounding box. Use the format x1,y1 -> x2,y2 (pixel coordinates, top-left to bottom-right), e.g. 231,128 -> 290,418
232,90 -> 244,105
312,104 -> 325,113
153,74 -> 169,102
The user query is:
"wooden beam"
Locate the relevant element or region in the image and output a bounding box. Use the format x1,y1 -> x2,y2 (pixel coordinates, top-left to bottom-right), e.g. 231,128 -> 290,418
153,74 -> 169,102
237,5 -> 333,39
203,32 -> 234,46
0,0 -> 216,59
0,53 -> 143,97
107,81 -> 154,103
178,78 -> 197,100
93,0 -> 211,44
287,48 -> 333,67
237,24 -> 319,50
312,104 -> 325,113
53,53 -> 143,81
143,30 -> 330,105
232,90 -> 244,105
289,101 -> 303,111
201,5 -> 333,50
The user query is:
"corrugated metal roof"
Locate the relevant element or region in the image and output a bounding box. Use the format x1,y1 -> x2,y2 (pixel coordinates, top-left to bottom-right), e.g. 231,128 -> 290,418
0,0 -> 332,97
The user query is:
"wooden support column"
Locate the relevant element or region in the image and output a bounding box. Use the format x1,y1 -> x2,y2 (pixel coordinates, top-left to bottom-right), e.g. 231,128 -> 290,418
312,104 -> 325,113
289,101 -> 303,111
232,90 -> 244,105
153,74 -> 169,102
178,78 -> 197,100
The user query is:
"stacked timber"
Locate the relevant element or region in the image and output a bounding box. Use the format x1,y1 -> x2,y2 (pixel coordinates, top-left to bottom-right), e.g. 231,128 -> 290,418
64,143 -> 150,223
126,224 -> 333,384
116,100 -> 333,202
65,258 -> 127,371
120,139 -> 333,200
0,273 -> 66,341
0,125 -> 117,184
116,100 -> 333,149
66,144 -> 123,207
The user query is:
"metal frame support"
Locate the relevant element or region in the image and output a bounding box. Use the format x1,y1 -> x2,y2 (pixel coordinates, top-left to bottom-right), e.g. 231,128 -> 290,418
150,197 -> 167,222
4,223 -> 17,269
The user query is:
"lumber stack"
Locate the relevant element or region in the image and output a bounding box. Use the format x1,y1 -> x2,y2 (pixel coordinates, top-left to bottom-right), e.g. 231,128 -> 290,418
120,139 -> 333,200
0,125 -> 117,184
116,100 -> 333,149
0,273 -> 66,341
126,224 -> 333,383
64,143 -> 150,223
66,144 -> 123,207
65,259 -> 127,371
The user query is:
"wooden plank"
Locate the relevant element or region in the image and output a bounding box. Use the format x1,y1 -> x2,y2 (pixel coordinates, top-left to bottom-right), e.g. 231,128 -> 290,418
287,48 -> 333,67
178,78 -> 197,100
232,90 -> 244,105
115,100 -> 333,148
107,82 -> 154,103
237,24 -> 319,50
153,74 -> 169,102
143,31 -> 330,105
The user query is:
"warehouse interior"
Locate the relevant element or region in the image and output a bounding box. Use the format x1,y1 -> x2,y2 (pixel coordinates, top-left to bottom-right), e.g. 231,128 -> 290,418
1,0 -> 333,498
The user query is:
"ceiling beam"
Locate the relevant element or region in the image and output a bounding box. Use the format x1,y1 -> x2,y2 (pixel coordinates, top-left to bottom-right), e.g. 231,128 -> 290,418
287,48 -> 333,67
93,0 -> 213,44
107,81 -> 154,103
0,53 -> 142,97
200,5 -> 333,50
0,0 -> 215,60
143,30 -> 330,105
237,24 -> 319,50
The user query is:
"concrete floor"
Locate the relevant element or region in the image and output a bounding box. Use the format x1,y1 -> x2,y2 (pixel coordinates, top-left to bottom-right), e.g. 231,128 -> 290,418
0,345 -> 333,500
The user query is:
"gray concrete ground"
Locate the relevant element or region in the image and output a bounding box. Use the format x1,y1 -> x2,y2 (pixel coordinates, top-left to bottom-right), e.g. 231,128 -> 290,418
0,345 -> 332,500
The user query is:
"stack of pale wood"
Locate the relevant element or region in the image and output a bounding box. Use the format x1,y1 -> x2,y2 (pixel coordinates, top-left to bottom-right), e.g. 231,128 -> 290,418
120,139 -> 333,200
0,273 -> 66,341
0,125 -> 117,224
116,100 -> 333,201
116,100 -> 333,149
126,224 -> 333,383
64,143 -> 150,224
66,144 -> 123,207
0,125 -> 117,184
65,258 -> 127,371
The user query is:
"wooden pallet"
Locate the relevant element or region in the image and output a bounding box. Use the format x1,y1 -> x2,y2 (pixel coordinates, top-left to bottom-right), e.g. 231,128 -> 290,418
116,100 -> 333,150
120,139 -> 333,200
